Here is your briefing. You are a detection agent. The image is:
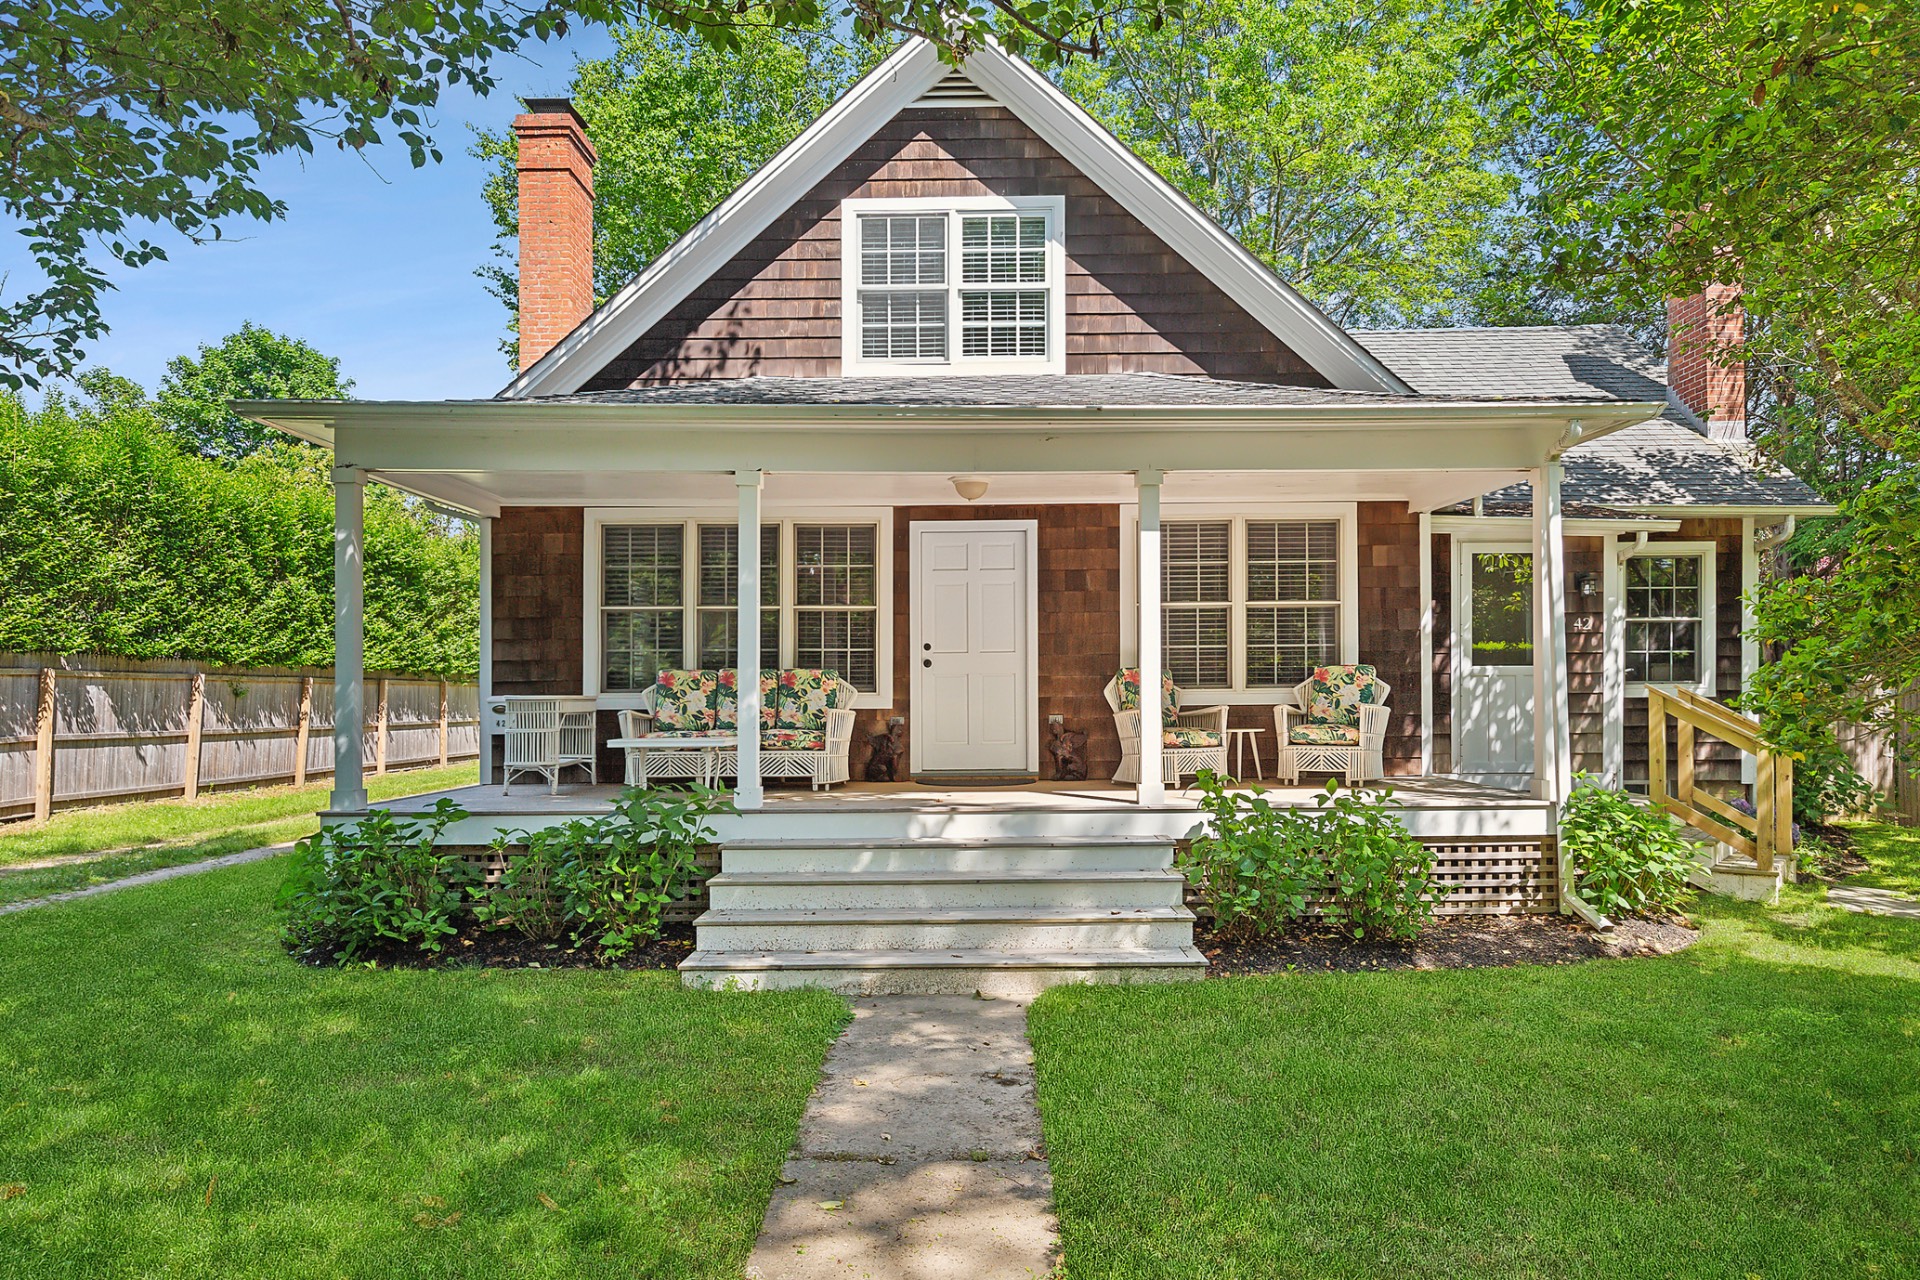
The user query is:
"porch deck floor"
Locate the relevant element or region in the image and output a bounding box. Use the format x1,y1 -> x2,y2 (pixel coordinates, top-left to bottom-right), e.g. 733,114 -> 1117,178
385,775 -> 1544,818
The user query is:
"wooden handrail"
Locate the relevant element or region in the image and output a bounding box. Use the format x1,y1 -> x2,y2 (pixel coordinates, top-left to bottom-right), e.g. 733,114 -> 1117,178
1647,687 -> 1794,873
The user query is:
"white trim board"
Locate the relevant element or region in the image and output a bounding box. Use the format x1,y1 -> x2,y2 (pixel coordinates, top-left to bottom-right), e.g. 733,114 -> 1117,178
1621,538 -> 1719,701
499,38 -> 1408,398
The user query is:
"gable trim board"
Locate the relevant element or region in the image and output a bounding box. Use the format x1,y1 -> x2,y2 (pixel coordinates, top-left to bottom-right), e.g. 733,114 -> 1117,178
499,38 -> 1410,399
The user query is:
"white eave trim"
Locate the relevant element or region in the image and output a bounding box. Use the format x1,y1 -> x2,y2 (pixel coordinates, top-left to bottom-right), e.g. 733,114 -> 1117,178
496,37 -> 1411,400
1432,514 -> 1683,535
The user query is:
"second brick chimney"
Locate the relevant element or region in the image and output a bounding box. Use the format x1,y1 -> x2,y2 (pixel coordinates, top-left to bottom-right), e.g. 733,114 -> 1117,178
1666,282 -> 1746,444
513,98 -> 597,372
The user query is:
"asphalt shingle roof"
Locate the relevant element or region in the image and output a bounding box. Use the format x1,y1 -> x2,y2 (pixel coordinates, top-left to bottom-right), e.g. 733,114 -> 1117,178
1354,325 -> 1826,511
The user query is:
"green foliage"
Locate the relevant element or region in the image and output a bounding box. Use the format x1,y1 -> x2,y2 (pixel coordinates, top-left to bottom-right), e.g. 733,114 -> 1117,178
474,17 -> 886,356
1057,0 -> 1636,329
155,322 -> 351,458
1559,777 -> 1696,918
1181,773 -> 1445,942
0,378 -> 477,677
497,787 -> 729,957
276,800 -> 479,961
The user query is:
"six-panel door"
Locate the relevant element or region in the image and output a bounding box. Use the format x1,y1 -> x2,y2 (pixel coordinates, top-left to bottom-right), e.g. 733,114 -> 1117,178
911,522 -> 1036,773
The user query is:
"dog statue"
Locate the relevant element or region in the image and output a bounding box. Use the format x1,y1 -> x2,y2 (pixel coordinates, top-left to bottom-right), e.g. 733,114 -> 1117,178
1047,722 -> 1089,782
865,721 -> 906,782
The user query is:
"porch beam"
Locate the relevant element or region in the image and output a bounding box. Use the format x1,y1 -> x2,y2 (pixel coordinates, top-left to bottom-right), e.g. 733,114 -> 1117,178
478,514 -> 494,786
1530,462 -> 1572,806
734,470 -> 765,810
1136,468 -> 1166,805
330,465 -> 369,813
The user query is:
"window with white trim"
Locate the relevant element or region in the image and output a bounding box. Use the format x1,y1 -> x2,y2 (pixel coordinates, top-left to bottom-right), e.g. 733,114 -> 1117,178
1625,552 -> 1709,686
845,199 -> 1063,373
598,520 -> 885,694
1161,518 -> 1345,690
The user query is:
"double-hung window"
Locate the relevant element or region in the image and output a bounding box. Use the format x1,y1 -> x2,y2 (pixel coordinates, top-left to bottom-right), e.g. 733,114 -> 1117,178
844,198 -> 1064,374
596,518 -> 888,698
1154,516 -> 1350,693
1625,549 -> 1716,693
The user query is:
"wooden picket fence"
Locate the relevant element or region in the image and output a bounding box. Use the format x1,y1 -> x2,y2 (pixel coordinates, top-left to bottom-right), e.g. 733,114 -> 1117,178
0,652 -> 478,822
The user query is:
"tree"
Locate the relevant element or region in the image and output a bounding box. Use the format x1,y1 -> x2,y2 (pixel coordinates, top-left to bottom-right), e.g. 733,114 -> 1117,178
1056,0 -> 1637,328
475,18 -> 885,348
156,323 -> 352,459
1,1 -> 1154,392
1478,0 -> 1920,814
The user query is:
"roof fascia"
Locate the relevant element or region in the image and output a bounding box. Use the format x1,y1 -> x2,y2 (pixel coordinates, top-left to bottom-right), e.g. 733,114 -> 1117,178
1432,514 -> 1684,535
497,40 -> 950,400
1607,503 -> 1838,518
960,43 -> 1410,394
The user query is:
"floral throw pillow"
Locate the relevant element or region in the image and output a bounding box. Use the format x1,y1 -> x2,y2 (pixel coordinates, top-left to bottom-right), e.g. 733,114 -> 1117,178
1114,668 -> 1179,727
652,670 -> 717,733
1304,664 -> 1380,728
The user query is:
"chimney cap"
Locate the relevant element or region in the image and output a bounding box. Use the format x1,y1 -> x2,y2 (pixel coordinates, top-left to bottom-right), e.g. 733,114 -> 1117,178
519,96 -> 587,127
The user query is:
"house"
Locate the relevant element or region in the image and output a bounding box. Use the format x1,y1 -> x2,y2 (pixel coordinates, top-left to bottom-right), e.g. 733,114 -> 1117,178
240,39 -> 1829,992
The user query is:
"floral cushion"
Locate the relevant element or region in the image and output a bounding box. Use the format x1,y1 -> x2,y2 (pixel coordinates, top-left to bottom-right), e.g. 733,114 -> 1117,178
651,669 -> 717,732
761,728 -> 826,750
1289,722 -> 1361,745
774,669 -> 846,731
1113,668 -> 1179,729
713,669 -> 781,732
1162,726 -> 1223,749
1303,664 -> 1381,727
644,729 -> 733,741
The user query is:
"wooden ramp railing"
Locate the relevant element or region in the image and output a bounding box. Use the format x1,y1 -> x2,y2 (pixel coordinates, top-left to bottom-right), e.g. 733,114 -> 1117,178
1647,684 -> 1794,872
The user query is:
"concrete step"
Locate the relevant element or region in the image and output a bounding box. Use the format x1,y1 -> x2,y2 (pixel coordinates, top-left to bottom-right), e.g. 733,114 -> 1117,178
720,835 -> 1177,875
715,809 -> 1208,842
680,945 -> 1209,995
706,869 -> 1187,911
693,905 -> 1196,952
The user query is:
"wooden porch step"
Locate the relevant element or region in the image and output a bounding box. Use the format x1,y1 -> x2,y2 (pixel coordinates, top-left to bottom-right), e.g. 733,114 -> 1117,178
679,944 -> 1208,995
706,868 -> 1186,911
694,904 -> 1195,952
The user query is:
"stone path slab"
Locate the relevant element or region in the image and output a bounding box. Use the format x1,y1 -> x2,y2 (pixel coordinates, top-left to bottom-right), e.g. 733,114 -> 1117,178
746,995 -> 1058,1280
0,844 -> 291,916
1828,884 -> 1920,919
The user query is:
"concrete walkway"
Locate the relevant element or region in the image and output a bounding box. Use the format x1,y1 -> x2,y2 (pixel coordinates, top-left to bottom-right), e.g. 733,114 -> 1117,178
1828,884 -> 1920,920
0,844 -> 292,916
746,995 -> 1058,1280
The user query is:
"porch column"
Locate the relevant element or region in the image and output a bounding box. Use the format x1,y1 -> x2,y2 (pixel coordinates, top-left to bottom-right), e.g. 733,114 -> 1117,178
1530,462 -> 1573,803
1136,469 -> 1166,805
734,470 -> 764,810
330,465 -> 368,812
477,514 -> 494,786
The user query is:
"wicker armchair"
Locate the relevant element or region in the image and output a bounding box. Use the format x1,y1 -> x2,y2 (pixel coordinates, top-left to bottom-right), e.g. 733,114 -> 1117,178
1102,668 -> 1229,786
1273,664 -> 1391,785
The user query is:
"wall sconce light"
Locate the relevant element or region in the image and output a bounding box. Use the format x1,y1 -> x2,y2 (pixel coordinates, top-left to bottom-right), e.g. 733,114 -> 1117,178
1575,572 -> 1600,598
950,475 -> 990,502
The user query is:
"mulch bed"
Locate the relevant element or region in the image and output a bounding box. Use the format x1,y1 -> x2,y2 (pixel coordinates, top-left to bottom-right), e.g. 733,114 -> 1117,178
306,923 -> 697,971
1799,823 -> 1871,881
1198,912 -> 1699,976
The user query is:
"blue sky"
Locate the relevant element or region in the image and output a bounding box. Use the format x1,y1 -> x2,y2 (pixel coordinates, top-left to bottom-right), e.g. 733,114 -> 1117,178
4,27 -> 616,403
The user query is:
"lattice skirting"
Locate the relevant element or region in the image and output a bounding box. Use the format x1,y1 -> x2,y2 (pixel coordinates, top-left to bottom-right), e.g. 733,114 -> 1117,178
1181,836 -> 1559,918
448,843 -> 722,924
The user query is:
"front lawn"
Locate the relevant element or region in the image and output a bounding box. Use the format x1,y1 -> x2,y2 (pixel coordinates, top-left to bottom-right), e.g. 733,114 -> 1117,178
0,857 -> 847,1278
1841,820 -> 1920,898
0,762 -> 479,906
1031,841 -> 1920,1279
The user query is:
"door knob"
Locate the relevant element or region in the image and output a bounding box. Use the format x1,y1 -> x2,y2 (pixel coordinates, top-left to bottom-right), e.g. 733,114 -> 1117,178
923,658 -> 932,668
923,642 -> 932,651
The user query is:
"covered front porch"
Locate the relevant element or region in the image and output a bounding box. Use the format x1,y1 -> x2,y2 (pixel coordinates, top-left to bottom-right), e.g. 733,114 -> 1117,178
240,378 -> 1663,833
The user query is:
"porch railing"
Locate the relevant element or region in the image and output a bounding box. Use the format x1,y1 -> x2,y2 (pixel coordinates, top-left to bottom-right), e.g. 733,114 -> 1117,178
1646,684 -> 1794,872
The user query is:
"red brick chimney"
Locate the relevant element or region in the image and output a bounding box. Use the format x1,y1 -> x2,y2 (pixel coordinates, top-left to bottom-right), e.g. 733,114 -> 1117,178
1666,282 -> 1747,443
512,98 -> 597,371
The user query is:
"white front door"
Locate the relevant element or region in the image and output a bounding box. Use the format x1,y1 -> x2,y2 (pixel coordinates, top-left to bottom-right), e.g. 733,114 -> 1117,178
1453,543 -> 1536,786
911,521 -> 1038,774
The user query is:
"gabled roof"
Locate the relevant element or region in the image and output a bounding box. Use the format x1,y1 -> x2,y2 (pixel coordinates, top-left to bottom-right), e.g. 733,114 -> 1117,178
1356,325 -> 1829,512
500,39 -> 1410,400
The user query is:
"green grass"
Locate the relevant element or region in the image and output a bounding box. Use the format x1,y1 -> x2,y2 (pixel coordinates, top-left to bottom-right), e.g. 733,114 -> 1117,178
0,857 -> 848,1278
1840,820 -> 1920,898
1030,842 -> 1920,1279
0,763 -> 479,906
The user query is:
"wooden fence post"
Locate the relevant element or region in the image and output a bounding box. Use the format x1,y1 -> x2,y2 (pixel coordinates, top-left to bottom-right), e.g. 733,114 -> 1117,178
183,671 -> 207,800
438,680 -> 450,767
32,667 -> 57,822
1647,688 -> 1667,803
294,676 -> 314,787
375,677 -> 390,776
1754,751 -> 1777,873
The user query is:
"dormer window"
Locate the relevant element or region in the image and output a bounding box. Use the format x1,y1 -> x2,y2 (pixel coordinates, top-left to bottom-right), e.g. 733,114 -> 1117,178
841,196 -> 1066,375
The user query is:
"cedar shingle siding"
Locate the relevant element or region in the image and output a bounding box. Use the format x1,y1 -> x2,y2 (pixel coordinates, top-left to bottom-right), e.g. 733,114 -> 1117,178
582,107 -> 1325,388
1357,502 -> 1423,776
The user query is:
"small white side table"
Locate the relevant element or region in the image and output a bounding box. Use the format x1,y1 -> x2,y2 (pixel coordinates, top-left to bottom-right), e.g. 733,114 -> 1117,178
1223,727 -> 1265,782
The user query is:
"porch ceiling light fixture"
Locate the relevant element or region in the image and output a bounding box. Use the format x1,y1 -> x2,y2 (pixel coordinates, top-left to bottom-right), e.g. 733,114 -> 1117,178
950,475 -> 990,502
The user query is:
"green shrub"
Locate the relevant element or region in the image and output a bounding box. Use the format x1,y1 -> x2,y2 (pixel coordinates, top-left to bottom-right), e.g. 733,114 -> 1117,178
276,799 -> 478,961
1181,774 -> 1446,943
472,838 -> 563,942
1560,777 -> 1696,917
499,787 -> 727,958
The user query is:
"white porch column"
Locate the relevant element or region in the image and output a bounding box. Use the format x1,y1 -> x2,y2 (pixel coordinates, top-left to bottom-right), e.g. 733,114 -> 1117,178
734,470 -> 765,810
1530,462 -> 1573,803
1136,469 -> 1166,805
330,466 -> 368,812
477,515 -> 494,786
